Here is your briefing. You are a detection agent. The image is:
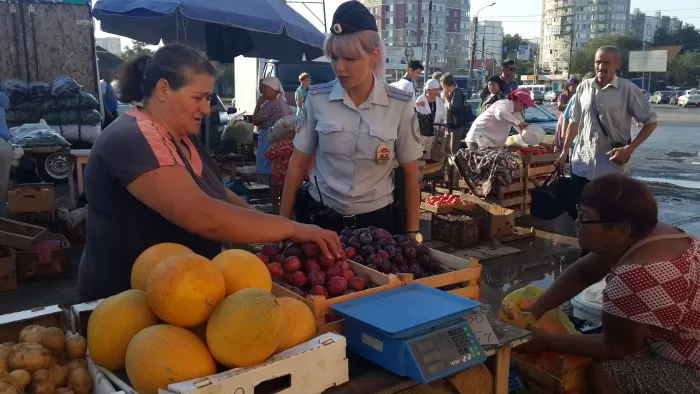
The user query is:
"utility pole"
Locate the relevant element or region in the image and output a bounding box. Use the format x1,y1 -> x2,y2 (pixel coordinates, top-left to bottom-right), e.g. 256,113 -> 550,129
468,16 -> 478,92
534,41 -> 539,83
424,0 -> 433,76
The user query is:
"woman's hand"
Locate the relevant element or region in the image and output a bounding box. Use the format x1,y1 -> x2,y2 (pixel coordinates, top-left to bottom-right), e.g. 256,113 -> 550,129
518,122 -> 529,130
291,222 -> 342,260
515,330 -> 551,354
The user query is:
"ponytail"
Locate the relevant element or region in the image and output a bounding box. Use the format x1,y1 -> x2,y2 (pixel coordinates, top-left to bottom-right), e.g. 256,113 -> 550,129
117,55 -> 150,104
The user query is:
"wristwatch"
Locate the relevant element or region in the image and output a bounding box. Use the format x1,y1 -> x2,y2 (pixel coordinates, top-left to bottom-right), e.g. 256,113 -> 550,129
407,231 -> 424,244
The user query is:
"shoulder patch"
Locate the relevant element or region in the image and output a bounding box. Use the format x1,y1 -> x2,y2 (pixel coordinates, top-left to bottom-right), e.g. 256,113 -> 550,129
308,80 -> 337,95
386,84 -> 414,102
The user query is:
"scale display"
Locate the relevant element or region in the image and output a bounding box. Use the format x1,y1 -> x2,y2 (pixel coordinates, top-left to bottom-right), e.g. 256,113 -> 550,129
409,323 -> 485,380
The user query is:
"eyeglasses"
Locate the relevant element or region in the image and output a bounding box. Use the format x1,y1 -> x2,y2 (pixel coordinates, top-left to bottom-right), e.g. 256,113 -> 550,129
506,67 -> 516,71
576,204 -> 616,227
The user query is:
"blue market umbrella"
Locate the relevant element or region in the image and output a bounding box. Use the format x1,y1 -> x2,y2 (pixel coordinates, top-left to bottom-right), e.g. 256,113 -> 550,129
93,0 -> 326,62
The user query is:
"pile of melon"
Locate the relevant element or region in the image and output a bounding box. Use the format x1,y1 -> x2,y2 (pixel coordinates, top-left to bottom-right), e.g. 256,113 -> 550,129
0,326 -> 91,394
87,243 -> 318,394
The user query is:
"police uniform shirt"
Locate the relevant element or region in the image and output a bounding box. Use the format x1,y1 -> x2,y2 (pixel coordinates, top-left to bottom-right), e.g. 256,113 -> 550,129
295,76 -> 423,216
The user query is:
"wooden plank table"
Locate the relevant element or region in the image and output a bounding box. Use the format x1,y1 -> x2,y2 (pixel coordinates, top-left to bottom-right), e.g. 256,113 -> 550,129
327,318 -> 530,394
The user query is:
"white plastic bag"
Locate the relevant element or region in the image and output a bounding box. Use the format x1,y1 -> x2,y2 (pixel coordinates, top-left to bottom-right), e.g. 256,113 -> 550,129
521,124 -> 546,146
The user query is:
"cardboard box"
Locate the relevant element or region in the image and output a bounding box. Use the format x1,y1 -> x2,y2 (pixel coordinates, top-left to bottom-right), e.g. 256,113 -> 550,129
0,246 -> 17,292
15,232 -> 72,283
458,195 -> 516,239
101,333 -> 349,394
8,183 -> 54,213
0,217 -> 47,250
0,305 -> 118,393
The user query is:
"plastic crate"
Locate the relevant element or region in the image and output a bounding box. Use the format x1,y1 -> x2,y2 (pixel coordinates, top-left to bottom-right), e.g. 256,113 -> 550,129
431,211 -> 484,247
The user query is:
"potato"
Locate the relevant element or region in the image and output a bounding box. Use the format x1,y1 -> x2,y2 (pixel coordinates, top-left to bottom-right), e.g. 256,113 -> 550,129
28,380 -> 55,394
0,344 -> 13,348
63,334 -> 86,359
31,369 -> 51,382
0,358 -> 6,373
48,363 -> 67,388
66,368 -> 92,394
0,344 -> 11,360
56,389 -> 74,394
63,359 -> 86,375
19,326 -> 45,344
41,328 -> 65,357
0,380 -> 21,394
8,370 -> 30,390
8,344 -> 51,372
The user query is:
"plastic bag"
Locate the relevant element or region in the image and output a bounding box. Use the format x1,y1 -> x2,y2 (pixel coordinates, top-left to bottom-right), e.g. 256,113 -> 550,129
5,108 -> 40,125
498,285 -> 578,334
38,91 -> 100,114
221,113 -> 254,144
28,82 -> 52,101
10,120 -> 71,148
50,76 -> 82,98
43,109 -> 101,126
267,115 -> 299,144
1,79 -> 28,104
521,124 -> 546,146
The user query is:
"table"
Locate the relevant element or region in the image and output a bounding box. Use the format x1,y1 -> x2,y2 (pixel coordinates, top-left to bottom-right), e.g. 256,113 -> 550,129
67,149 -> 90,209
327,318 -> 531,394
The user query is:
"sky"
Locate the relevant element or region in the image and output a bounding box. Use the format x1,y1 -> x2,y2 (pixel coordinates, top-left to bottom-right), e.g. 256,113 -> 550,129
94,0 -> 696,48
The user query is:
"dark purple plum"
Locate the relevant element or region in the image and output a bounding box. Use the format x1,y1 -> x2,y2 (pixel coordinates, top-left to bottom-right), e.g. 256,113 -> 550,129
339,235 -> 349,245
284,245 -> 303,257
353,255 -> 365,264
366,263 -> 378,271
348,236 -> 362,250
360,245 -> 375,258
384,245 -> 397,258
392,254 -> 406,266
359,233 -> 373,245
416,244 -> 430,256
404,247 -> 417,260
398,264 -> 410,273
377,250 -> 390,260
340,228 -> 353,238
352,228 -> 364,237
417,254 -> 431,266
378,259 -> 392,273
368,254 -> 382,266
356,272 -> 371,283
409,264 -> 422,277
379,237 -> 391,248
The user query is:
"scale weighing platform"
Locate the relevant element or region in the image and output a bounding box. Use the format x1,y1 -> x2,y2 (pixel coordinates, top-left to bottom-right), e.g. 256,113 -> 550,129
331,283 -> 487,384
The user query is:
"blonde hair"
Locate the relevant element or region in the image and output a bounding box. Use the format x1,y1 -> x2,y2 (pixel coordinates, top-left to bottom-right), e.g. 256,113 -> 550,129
324,30 -> 385,79
298,72 -> 310,82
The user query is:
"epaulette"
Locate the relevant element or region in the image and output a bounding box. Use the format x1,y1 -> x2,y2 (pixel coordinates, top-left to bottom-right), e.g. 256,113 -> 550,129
386,84 -> 414,102
308,80 -> 337,95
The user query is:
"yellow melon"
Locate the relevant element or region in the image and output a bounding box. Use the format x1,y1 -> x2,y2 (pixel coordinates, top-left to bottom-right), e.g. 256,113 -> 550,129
145,254 -> 226,327
87,289 -> 159,370
131,243 -> 193,290
211,249 -> 272,295
275,297 -> 316,353
206,288 -> 285,367
125,325 -> 216,394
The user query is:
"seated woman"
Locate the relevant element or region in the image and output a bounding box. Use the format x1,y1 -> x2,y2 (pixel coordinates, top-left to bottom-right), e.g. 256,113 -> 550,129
464,87 -> 534,150
520,174 -> 700,394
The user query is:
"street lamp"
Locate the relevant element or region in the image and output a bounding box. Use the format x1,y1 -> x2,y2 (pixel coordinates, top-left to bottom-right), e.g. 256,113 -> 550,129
469,2 -> 496,93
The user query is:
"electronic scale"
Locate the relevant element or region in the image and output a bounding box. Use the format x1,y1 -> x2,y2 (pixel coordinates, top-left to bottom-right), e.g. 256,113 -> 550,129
331,283 -> 486,383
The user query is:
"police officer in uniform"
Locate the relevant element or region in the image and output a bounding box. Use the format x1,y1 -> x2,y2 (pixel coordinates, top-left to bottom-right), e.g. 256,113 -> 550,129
280,1 -> 424,242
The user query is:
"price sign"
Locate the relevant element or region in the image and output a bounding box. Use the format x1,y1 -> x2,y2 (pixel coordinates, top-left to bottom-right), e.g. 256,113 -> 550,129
466,313 -> 499,346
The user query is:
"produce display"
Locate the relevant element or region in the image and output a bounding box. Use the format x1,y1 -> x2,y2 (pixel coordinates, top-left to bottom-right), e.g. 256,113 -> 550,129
424,193 -> 463,208
264,133 -> 294,188
86,243 -> 318,394
0,326 -> 92,394
436,213 -> 477,222
256,241 -> 381,298
509,145 -> 554,156
338,227 -> 444,279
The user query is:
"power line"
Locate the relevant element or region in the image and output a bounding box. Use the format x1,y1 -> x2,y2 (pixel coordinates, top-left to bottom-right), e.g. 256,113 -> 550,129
483,7 -> 700,18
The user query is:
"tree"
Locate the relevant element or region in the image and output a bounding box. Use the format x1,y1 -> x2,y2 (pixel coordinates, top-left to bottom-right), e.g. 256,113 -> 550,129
121,41 -> 153,61
569,33 -> 643,76
503,34 -> 523,61
667,52 -> 700,87
653,25 -> 700,48
652,28 -> 673,46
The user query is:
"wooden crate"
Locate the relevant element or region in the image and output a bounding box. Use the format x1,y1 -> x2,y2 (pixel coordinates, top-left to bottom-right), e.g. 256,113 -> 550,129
399,250 -> 481,301
420,201 -> 455,214
512,354 -> 591,394
271,260 -> 403,335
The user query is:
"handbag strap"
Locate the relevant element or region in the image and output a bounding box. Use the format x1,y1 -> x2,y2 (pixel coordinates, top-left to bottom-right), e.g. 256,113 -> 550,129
540,167 -> 563,188
590,88 -> 612,139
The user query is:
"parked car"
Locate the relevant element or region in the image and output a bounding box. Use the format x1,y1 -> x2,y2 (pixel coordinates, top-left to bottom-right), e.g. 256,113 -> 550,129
530,90 -> 545,104
650,91 -> 673,104
678,94 -> 700,108
544,90 -> 560,102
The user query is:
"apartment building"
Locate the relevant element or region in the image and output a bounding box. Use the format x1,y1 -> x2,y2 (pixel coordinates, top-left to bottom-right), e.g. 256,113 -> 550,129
363,0 -> 471,73
628,9 -> 683,43
474,20 -> 504,68
539,0 -> 630,73
96,37 -> 122,56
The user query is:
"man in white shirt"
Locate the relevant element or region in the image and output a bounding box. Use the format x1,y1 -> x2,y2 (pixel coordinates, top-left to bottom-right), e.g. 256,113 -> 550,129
390,60 -> 423,97
464,88 -> 534,149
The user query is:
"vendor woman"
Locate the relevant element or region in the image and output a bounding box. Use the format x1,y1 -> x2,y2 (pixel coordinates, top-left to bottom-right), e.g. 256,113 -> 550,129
279,1 -> 423,236
464,87 -> 534,150
79,44 -> 341,302
519,175 -> 700,393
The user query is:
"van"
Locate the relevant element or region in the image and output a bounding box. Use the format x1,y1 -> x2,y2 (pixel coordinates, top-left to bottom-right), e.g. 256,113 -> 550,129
521,84 -> 551,104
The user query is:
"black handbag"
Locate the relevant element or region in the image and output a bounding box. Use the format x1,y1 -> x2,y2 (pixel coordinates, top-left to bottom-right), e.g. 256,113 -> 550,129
530,168 -> 571,220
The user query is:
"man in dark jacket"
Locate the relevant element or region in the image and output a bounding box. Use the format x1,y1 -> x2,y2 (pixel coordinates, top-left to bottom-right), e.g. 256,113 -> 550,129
480,59 -> 519,100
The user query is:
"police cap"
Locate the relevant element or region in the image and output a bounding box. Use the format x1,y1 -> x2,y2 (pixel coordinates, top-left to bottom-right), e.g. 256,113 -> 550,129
330,1 -> 378,36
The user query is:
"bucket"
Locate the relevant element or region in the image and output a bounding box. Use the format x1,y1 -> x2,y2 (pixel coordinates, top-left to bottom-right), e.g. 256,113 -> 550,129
571,292 -> 602,322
